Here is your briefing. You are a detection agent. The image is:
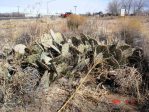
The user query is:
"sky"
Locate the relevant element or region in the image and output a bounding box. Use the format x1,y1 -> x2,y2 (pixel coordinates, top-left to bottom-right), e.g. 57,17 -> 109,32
0,0 -> 110,15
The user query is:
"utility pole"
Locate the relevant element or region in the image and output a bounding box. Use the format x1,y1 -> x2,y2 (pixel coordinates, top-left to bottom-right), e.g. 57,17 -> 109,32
74,6 -> 77,14
47,1 -> 50,15
36,2 -> 41,17
47,0 -> 56,15
17,6 -> 20,14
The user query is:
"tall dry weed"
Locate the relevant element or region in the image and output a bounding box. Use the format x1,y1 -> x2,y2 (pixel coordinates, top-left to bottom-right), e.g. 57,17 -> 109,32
15,19 -> 51,46
116,17 -> 143,45
67,14 -> 86,31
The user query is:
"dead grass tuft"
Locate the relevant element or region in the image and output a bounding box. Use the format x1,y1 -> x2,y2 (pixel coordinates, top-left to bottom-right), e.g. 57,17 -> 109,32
117,17 -> 143,46
67,14 -> 86,31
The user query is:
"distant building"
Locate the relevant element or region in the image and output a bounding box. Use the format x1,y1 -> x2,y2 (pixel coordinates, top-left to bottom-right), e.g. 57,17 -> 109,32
25,13 -> 39,17
0,12 -> 25,17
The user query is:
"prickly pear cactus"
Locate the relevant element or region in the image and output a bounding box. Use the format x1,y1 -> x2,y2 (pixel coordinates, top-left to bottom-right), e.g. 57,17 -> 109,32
25,54 -> 40,64
30,44 -> 43,54
0,29 -> 137,84
50,29 -> 64,45
40,33 -> 53,48
62,43 -> 70,57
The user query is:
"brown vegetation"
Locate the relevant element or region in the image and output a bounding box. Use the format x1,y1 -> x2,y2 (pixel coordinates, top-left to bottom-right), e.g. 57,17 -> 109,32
67,14 -> 86,30
0,16 -> 149,112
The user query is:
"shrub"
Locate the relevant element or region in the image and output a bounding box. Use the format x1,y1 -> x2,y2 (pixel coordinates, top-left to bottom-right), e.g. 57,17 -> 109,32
118,18 -> 142,46
67,14 -> 86,30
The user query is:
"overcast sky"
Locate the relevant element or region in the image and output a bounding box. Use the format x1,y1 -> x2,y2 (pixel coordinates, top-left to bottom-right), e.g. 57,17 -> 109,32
0,0 -> 110,14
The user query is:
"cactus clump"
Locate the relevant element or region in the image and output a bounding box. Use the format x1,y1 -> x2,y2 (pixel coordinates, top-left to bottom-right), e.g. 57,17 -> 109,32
1,29 -> 140,82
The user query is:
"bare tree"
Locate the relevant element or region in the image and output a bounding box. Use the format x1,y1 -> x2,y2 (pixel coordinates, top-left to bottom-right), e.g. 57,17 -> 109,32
107,0 -> 121,15
107,0 -> 146,15
121,0 -> 133,15
133,0 -> 145,14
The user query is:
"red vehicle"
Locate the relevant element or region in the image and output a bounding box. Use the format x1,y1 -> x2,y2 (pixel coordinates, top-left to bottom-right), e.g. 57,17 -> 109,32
61,12 -> 72,18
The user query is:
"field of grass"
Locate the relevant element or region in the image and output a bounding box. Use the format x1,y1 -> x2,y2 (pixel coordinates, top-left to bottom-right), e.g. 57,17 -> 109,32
0,16 -> 149,112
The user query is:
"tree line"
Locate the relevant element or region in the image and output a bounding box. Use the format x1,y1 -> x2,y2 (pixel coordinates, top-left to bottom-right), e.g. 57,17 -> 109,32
107,0 -> 148,15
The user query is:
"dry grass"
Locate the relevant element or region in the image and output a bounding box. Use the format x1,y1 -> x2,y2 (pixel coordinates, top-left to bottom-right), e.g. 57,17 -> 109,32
67,14 -> 86,31
0,16 -> 149,112
116,17 -> 143,45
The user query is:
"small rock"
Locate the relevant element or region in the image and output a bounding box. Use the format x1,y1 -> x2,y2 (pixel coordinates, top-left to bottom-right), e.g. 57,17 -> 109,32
14,44 -> 27,55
